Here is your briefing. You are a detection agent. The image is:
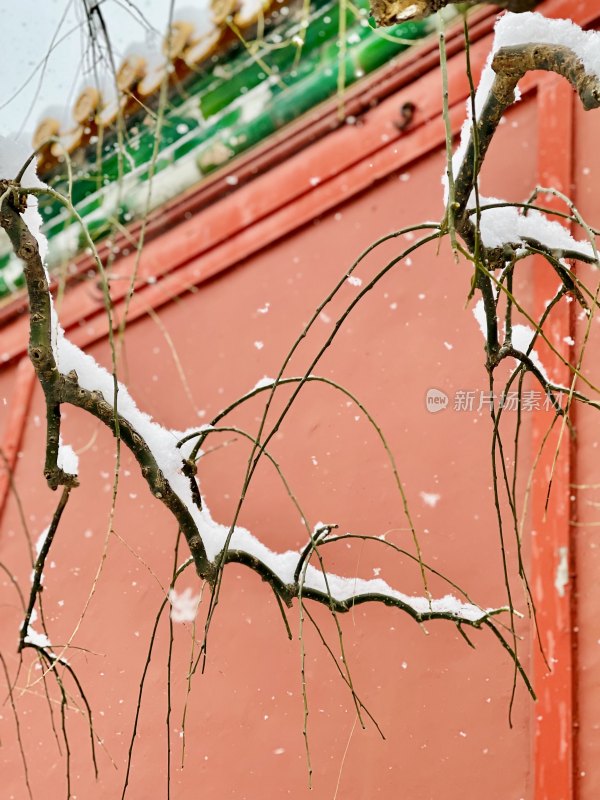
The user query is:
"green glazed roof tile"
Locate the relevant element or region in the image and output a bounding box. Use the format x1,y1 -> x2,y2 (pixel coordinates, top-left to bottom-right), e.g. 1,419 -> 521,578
0,1 -> 451,299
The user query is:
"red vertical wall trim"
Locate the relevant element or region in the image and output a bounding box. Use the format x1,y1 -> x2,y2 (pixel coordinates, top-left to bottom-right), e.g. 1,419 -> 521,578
0,357 -> 35,523
532,76 -> 575,800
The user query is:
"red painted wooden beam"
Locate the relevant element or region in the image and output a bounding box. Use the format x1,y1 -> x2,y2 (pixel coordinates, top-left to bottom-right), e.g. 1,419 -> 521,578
532,74 -> 576,800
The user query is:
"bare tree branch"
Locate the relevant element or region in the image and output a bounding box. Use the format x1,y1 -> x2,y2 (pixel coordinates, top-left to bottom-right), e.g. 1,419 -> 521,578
370,0 -> 538,27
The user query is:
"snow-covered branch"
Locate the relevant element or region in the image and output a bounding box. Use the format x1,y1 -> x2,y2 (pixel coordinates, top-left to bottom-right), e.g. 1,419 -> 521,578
7,10 -> 599,696
451,13 -> 600,247
0,178 -> 503,631
370,0 -> 537,27
446,13 -> 600,369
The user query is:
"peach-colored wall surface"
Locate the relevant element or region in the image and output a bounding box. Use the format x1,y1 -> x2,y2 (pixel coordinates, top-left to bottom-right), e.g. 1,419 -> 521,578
2,4 -> 600,796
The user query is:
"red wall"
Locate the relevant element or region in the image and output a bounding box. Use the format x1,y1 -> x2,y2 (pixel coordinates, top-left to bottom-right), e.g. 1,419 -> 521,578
1,2 -> 599,797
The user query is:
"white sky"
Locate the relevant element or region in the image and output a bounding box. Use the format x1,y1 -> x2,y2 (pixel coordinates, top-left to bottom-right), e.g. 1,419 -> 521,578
0,0 -> 182,140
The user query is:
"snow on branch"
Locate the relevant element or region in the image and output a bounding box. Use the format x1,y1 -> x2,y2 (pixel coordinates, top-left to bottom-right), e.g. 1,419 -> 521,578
474,197 -> 596,261
0,171 -> 501,631
449,12 -> 600,258
370,0 -> 537,27
438,11 -> 600,371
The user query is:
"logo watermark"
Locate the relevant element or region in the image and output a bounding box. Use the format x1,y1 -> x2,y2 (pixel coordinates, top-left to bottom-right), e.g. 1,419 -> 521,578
425,388 -> 558,413
425,388 -> 449,413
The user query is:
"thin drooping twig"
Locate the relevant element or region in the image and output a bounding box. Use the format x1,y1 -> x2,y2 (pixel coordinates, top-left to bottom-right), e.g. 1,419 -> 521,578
166,531 -> 182,800
199,230 -> 442,656
0,652 -> 34,800
437,13 -> 457,254
19,487 -> 71,651
0,447 -> 35,567
302,604 -> 385,737
0,559 -> 26,612
121,557 -> 193,800
181,373 -> 425,589
298,534 -> 371,736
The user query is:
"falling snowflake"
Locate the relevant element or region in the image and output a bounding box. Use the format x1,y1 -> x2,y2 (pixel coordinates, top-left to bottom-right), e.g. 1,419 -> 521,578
169,588 -> 201,623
